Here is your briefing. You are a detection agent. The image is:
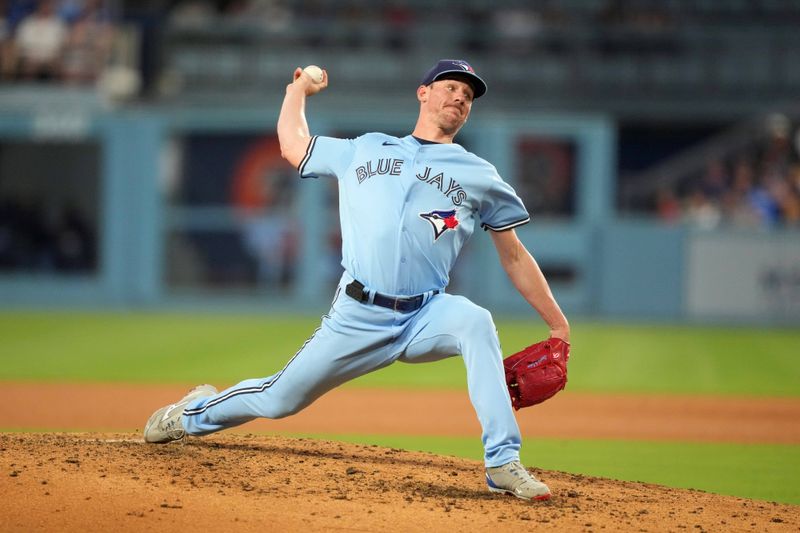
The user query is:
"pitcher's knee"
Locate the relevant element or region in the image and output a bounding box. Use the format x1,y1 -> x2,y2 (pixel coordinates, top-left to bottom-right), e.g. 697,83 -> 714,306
454,299 -> 496,336
253,394 -> 308,419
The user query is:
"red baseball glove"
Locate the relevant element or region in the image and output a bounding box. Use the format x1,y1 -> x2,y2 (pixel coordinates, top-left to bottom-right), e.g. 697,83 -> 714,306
503,338 -> 570,410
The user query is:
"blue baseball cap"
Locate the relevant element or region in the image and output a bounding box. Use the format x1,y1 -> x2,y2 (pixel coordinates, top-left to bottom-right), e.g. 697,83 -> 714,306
420,59 -> 487,98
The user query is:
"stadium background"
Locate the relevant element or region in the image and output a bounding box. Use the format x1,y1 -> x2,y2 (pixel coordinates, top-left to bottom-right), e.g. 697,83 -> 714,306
1,0 -> 799,519
2,0 -> 799,322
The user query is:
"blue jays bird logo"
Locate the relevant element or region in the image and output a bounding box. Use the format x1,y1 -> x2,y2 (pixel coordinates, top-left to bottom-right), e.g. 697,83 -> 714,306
419,209 -> 459,241
454,60 -> 475,73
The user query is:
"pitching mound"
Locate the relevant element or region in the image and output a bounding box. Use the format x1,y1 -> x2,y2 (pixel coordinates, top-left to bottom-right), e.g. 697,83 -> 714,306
1,433 -> 797,532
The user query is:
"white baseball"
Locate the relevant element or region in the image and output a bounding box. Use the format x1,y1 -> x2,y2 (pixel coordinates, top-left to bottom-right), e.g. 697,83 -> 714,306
303,65 -> 324,84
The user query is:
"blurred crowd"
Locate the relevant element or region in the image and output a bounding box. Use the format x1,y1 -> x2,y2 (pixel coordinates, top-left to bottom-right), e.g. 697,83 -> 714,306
164,0 -> 800,32
4,0 -> 799,85
167,0 -> 425,52
164,0 -> 800,52
0,0 -> 115,84
656,116 -> 800,229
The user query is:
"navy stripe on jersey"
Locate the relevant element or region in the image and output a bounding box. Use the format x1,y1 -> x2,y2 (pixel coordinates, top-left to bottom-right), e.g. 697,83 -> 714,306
183,331 -> 317,416
297,135 -> 319,177
481,216 -> 531,232
184,286 -> 341,417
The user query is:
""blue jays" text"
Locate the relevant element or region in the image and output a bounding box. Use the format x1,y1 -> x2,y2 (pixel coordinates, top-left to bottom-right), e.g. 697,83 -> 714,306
416,166 -> 468,206
355,158 -> 404,183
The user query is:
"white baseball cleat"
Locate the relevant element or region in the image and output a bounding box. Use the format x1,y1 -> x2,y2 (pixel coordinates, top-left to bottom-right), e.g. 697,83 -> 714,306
486,460 -> 552,501
143,384 -> 218,444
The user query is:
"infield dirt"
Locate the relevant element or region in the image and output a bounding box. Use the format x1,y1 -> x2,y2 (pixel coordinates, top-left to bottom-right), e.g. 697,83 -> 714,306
1,432 -> 798,532
1,383 -> 799,531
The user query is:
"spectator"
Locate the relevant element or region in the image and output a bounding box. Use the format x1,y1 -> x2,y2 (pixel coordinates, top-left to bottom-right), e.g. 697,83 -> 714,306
655,187 -> 681,223
769,174 -> 800,227
59,0 -> 86,24
760,114 -> 793,181
699,159 -> 729,201
61,0 -> 115,84
14,0 -> 68,81
721,159 -> 767,227
684,189 -> 720,229
789,163 -> 800,197
0,0 -> 15,80
6,0 -> 37,29
782,163 -> 800,226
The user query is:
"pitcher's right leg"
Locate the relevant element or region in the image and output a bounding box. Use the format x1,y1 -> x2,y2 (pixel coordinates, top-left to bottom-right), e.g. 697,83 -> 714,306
182,291 -> 397,436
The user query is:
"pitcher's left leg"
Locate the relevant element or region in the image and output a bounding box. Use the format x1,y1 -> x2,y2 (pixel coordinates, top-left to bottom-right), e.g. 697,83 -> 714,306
396,294 -> 521,467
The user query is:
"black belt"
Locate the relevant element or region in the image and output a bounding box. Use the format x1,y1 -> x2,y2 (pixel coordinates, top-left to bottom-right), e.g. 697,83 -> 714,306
345,280 -> 438,313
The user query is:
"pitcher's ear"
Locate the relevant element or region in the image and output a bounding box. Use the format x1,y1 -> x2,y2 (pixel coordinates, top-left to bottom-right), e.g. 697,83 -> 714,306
417,84 -> 429,103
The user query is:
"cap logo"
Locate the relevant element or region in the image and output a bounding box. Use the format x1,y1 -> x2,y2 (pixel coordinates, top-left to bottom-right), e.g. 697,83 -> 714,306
454,61 -> 474,73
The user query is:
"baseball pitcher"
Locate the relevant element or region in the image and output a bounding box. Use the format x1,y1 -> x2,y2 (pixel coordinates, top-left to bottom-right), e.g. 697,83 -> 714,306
144,59 -> 571,502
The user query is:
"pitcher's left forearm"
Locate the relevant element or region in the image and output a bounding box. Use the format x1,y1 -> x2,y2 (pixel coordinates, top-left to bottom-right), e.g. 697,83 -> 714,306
491,230 -> 570,340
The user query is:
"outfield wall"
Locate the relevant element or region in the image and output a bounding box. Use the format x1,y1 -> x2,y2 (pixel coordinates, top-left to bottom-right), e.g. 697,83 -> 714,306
0,104 -> 797,325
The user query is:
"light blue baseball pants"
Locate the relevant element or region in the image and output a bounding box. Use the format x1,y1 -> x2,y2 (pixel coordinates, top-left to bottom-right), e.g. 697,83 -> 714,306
182,272 -> 522,467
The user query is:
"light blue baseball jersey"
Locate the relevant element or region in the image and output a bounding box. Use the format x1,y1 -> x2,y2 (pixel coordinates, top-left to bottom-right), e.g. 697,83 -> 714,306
299,133 -> 529,295
182,131 -> 531,468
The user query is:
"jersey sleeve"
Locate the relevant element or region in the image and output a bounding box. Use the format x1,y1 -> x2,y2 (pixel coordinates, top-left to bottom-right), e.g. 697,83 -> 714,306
478,174 -> 531,232
298,135 -> 356,180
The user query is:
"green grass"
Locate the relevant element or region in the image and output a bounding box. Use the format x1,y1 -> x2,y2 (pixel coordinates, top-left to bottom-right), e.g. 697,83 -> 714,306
285,433 -> 800,505
1,311 -> 798,505
1,312 -> 799,396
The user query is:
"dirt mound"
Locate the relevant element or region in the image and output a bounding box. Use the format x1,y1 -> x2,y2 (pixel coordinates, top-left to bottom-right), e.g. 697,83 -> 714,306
1,433 -> 797,532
